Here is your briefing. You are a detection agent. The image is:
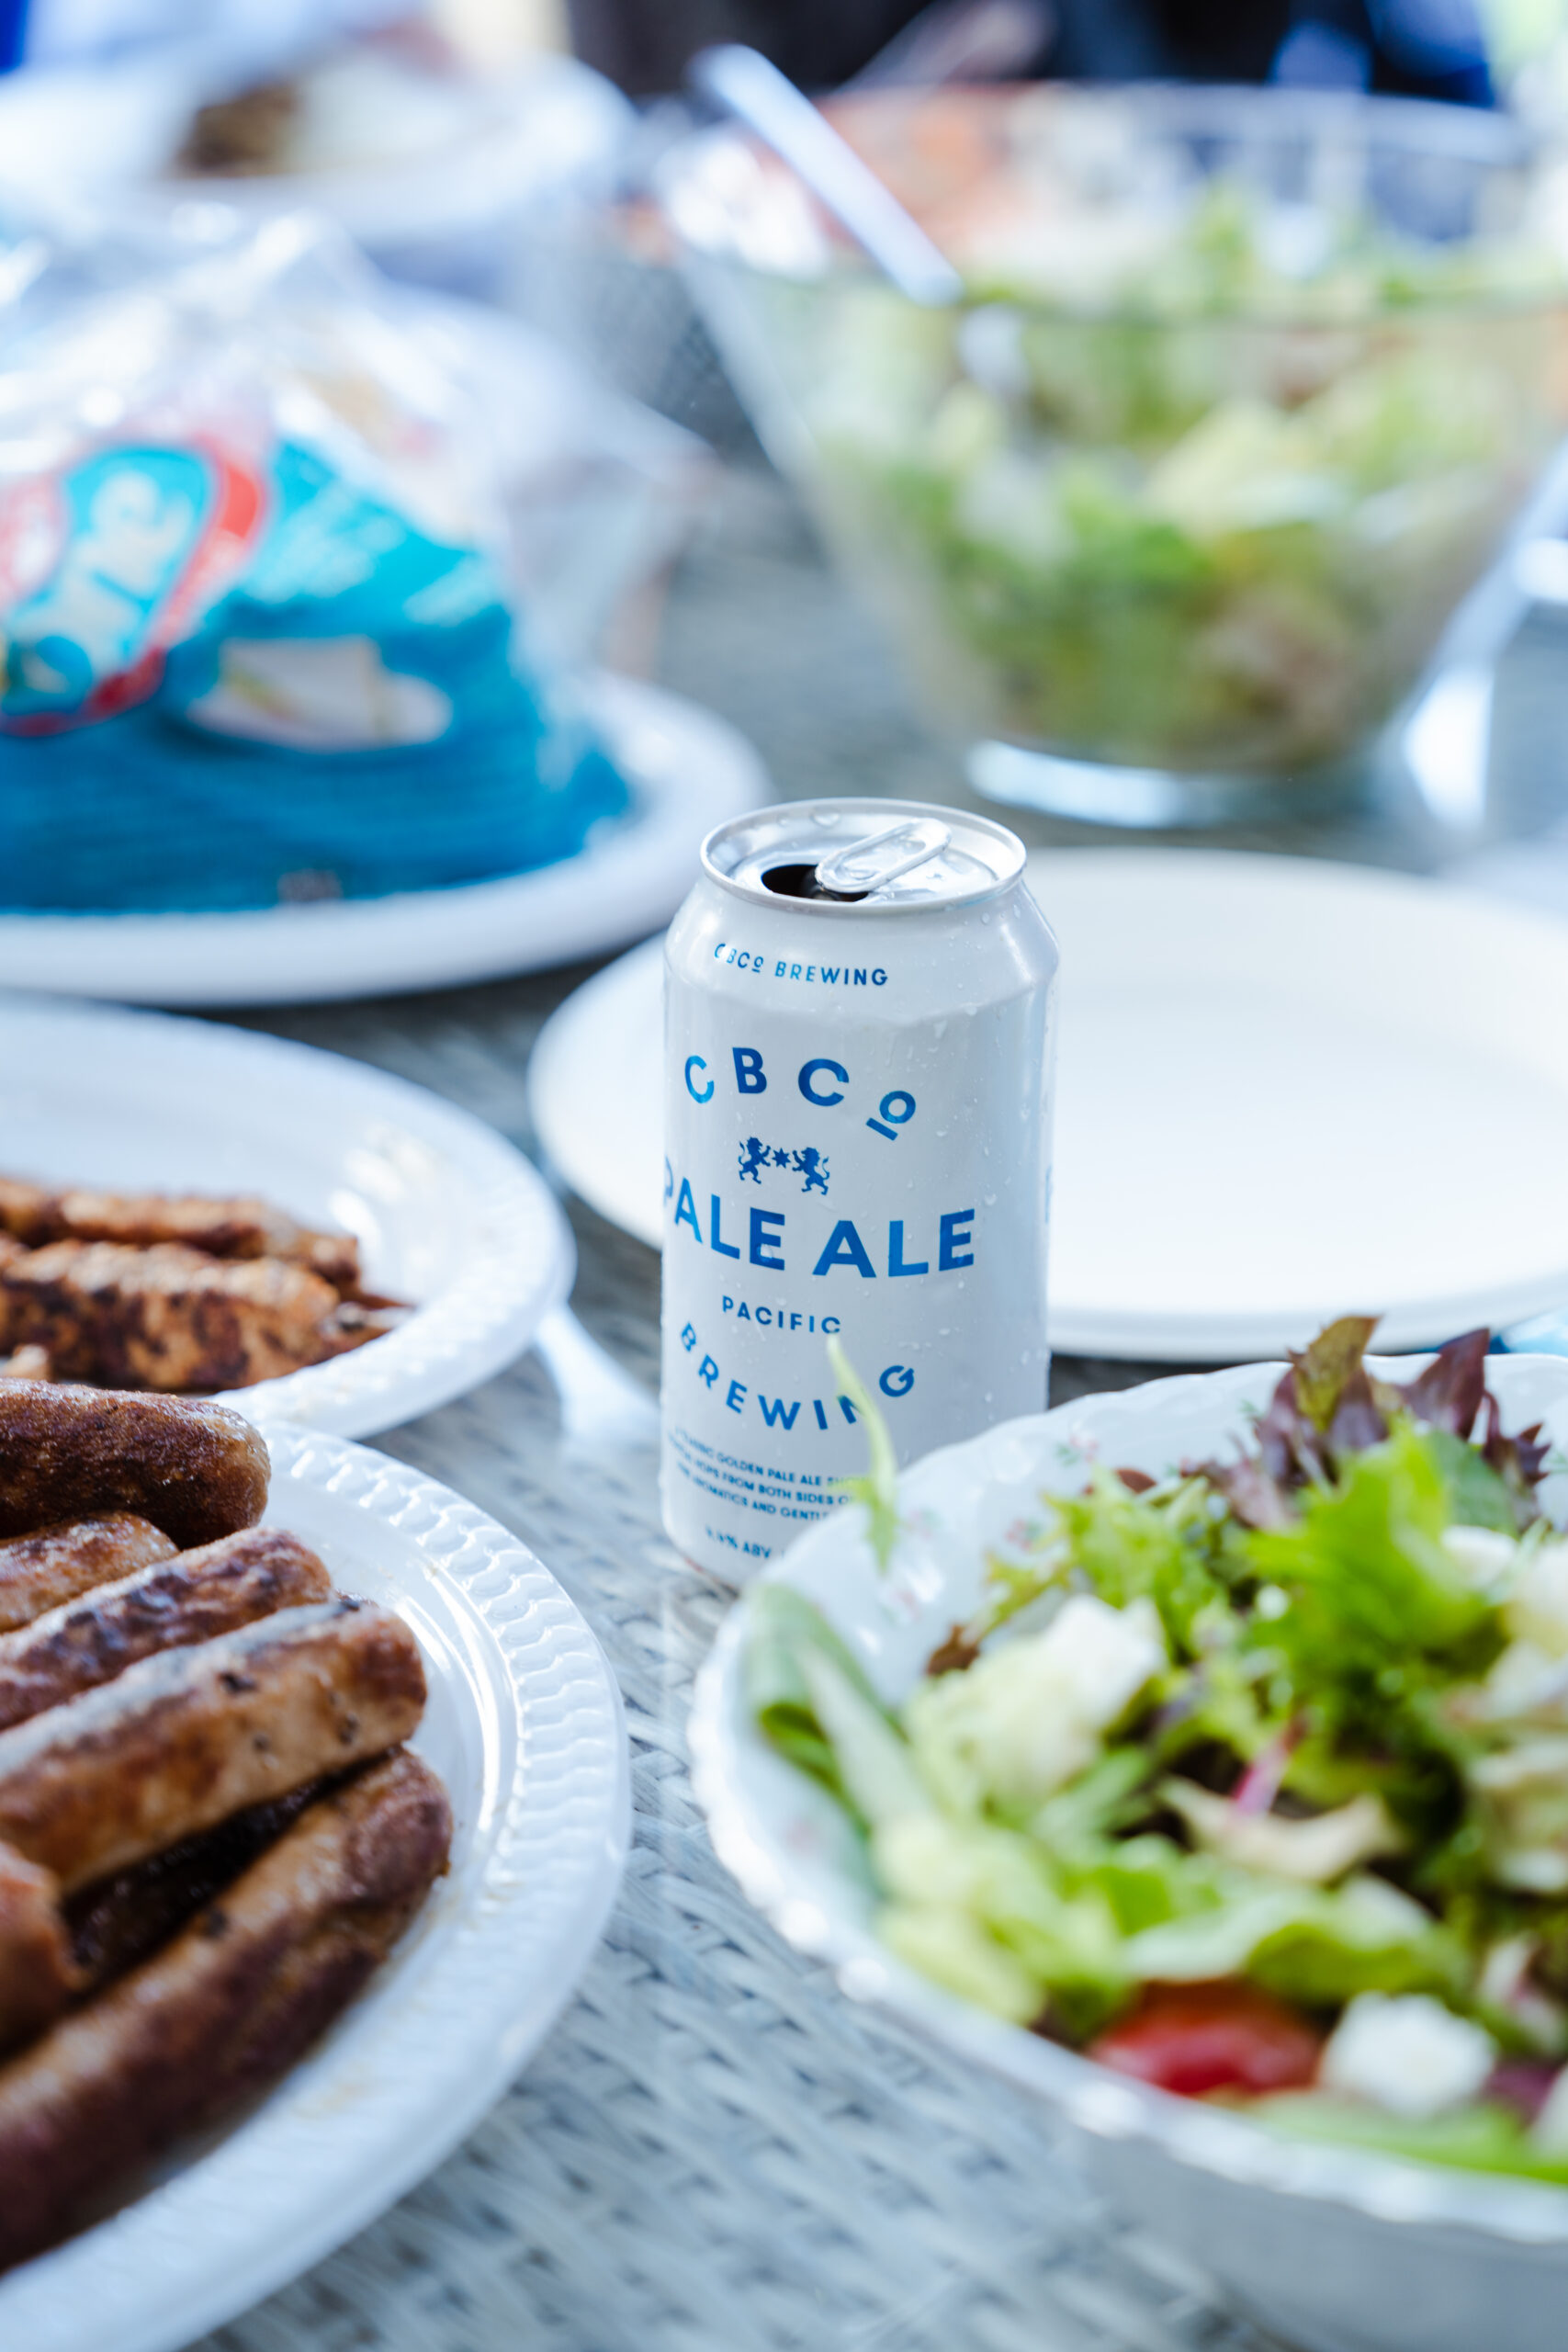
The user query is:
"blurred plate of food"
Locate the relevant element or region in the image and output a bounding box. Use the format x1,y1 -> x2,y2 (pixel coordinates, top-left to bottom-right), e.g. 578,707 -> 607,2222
0,671 -> 768,1003
0,995 -> 573,1430
0,28 -> 631,293
0,209 -> 741,993
527,848 -> 1568,1358
0,1386 -> 628,2352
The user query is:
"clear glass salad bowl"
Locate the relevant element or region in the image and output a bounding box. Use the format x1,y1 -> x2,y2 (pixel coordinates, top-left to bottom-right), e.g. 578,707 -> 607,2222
662,85 -> 1568,828
689,1352 -> 1568,2352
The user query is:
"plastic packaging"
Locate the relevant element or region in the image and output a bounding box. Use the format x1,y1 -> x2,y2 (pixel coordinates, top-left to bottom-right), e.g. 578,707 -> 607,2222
0,208 -> 705,911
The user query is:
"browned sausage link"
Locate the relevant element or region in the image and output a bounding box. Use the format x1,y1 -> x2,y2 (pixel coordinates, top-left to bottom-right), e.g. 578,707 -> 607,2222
0,1177 -> 364,1295
0,1599 -> 424,1892
0,1385 -> 268,1547
0,1515 -> 175,1636
0,1750 -> 451,2269
0,1529 -> 333,1736
0,1242 -> 367,1392
0,1845 -> 73,2057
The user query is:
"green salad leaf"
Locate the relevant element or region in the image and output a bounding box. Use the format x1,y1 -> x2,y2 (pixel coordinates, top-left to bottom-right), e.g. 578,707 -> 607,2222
744,1581 -> 892,1805
745,1317 -> 1568,2185
828,1336 -> 900,1574
1247,1422 -> 1505,1710
1253,2094 -> 1568,2185
1041,1468 -> 1234,1658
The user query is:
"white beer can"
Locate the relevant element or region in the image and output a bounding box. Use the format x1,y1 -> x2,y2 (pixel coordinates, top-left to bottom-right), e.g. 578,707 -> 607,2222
660,797 -> 1058,1582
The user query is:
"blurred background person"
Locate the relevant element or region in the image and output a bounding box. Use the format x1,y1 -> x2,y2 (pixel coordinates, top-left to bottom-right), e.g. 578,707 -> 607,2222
567,0 -> 1496,103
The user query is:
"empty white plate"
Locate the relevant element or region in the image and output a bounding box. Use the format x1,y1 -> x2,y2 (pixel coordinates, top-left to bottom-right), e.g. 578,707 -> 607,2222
527,849 -> 1568,1360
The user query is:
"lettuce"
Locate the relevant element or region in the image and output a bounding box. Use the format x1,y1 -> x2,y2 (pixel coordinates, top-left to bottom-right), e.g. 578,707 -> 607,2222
827,1335 -> 900,1574
798,1647 -> 929,1831
1248,1424 -> 1505,1708
743,1312 -> 1568,2177
903,1594 -> 1166,1816
877,1897 -> 1050,2025
1016,1468 -> 1234,1660
744,1581 -> 891,1805
802,186 -> 1551,780
1122,1870 -> 1465,2007
877,1817 -> 1128,2035
1254,2094 -> 1568,2186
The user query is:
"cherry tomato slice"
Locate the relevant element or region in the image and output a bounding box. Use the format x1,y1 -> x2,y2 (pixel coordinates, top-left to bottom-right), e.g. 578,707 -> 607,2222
1089,1981 -> 1323,2098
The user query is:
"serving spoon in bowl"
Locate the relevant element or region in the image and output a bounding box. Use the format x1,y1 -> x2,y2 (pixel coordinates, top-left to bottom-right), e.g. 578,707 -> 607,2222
686,41 -> 964,306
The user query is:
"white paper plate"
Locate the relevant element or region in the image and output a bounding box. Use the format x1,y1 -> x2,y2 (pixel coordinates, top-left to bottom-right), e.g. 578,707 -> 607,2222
1,995 -> 573,1435
527,849 -> 1568,1359
0,676 -> 769,1009
0,1422 -> 630,2352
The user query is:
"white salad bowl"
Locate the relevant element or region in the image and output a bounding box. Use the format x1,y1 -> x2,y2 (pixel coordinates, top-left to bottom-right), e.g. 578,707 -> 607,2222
689,1353 -> 1568,2352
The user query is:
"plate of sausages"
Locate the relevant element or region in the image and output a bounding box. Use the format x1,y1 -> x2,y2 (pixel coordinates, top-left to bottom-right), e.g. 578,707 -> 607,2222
0,1380 -> 628,2352
0,993 -> 576,1437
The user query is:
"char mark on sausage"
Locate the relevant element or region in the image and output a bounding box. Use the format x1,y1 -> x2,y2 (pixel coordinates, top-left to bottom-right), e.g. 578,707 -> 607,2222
0,1516 -> 176,1636
0,1529 -> 332,1734
0,1243 -> 388,1392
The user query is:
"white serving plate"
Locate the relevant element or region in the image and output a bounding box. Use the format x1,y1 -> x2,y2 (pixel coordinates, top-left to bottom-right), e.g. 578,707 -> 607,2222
0,1422 -> 629,2352
0,676 -> 768,1008
0,994 -> 572,1437
527,849 -> 1568,1358
689,1354 -> 1568,2352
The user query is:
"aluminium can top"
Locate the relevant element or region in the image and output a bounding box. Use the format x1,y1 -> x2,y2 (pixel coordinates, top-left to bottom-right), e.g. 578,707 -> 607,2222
699,798 -> 1027,914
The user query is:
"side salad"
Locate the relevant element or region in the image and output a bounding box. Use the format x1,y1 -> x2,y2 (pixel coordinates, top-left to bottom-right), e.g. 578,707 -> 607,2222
793,184 -> 1558,776
749,1319 -> 1568,2184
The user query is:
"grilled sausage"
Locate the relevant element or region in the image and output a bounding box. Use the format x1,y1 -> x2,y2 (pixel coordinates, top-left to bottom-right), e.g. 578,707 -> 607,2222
0,1600 -> 425,1892
0,1529 -> 333,1734
0,1242 -> 380,1392
0,1179 -> 363,1295
0,1750 -> 451,2268
65,1781 -> 324,1992
0,1516 -> 175,1636
0,1846 -> 73,2056
0,1385 -> 269,1547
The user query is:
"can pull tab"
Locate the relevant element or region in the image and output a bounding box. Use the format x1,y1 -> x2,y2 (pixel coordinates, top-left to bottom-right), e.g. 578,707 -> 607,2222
814,817 -> 952,899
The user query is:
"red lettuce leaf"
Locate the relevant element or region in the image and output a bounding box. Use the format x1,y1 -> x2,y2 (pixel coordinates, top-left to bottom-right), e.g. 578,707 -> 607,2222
1191,1317 -> 1546,1530
1394,1328 -> 1490,1440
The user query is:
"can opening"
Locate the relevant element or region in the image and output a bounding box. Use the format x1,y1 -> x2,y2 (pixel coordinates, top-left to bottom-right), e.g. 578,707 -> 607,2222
761,862 -> 870,904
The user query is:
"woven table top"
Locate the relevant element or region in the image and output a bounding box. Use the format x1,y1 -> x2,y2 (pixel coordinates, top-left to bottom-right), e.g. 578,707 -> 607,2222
190,458 -> 1568,2352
